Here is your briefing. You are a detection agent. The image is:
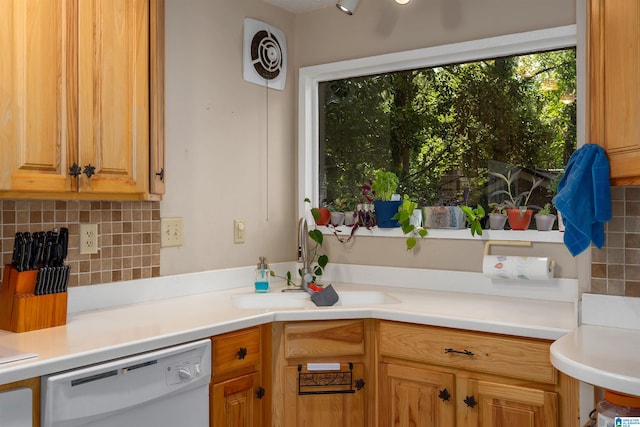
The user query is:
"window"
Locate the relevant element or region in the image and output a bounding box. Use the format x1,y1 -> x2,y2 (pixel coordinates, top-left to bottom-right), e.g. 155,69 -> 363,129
298,26 -> 578,225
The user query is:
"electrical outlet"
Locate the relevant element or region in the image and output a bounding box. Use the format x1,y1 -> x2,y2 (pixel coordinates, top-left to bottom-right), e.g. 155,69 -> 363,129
234,219 -> 246,243
161,217 -> 184,247
79,223 -> 99,255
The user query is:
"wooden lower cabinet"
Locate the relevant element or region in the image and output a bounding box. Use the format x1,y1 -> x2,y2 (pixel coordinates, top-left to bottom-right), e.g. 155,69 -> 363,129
458,378 -> 558,427
267,319 -> 578,427
210,326 -> 267,427
377,321 -> 579,427
379,362 -> 558,427
283,363 -> 366,426
212,371 -> 263,427
271,319 -> 374,427
379,363 -> 455,426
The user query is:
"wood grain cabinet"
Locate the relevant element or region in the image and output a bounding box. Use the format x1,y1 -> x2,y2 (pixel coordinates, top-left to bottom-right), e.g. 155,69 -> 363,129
210,326 -> 266,427
0,0 -> 165,200
378,321 -> 579,427
271,320 -> 375,427
588,0 -> 640,185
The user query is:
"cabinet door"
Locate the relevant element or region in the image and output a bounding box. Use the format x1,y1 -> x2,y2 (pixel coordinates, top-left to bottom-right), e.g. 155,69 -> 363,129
77,0 -> 149,195
379,363 -> 455,427
0,0 -> 75,193
283,363 -> 366,427
211,372 -> 263,427
458,379 -> 557,427
589,0 -> 640,185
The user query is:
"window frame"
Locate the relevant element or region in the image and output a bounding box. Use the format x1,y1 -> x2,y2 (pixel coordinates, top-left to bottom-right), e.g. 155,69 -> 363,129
298,25 -> 578,224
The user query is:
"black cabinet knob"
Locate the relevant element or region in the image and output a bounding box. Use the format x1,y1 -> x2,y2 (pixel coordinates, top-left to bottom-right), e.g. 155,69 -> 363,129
69,163 -> 82,177
439,388 -> 451,402
256,386 -> 265,399
83,164 -> 96,178
464,395 -> 477,408
237,347 -> 248,360
155,168 -> 164,181
354,378 -> 365,390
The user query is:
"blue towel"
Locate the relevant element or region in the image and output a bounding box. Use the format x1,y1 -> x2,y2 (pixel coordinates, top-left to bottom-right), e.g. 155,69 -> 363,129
553,144 -> 612,256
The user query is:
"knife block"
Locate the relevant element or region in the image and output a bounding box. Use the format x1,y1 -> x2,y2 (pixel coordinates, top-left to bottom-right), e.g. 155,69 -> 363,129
0,265 -> 67,333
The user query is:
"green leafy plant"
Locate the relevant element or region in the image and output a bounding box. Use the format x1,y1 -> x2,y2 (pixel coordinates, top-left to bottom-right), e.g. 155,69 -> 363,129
271,199 -> 329,288
537,202 -> 552,215
392,195 -> 428,250
489,169 -> 544,209
460,205 -> 485,237
488,202 -> 508,215
371,169 -> 400,201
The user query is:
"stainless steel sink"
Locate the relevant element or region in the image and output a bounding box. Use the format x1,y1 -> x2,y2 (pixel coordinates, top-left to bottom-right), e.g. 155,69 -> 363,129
231,290 -> 399,309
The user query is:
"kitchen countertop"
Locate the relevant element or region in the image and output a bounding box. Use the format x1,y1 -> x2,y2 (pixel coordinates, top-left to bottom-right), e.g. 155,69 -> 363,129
0,266 -> 578,386
551,293 -> 640,396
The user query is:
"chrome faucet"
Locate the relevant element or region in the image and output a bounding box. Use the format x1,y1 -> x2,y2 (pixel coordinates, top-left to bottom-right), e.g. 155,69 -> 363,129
297,217 -> 314,293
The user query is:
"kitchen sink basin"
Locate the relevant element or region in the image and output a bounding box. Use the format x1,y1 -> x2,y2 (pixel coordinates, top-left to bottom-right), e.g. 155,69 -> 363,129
333,290 -> 399,306
231,293 -> 308,309
231,290 -> 399,309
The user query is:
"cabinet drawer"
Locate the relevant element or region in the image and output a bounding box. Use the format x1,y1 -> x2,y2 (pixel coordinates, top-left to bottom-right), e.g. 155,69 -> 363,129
212,326 -> 261,377
284,320 -> 365,359
378,321 -> 556,384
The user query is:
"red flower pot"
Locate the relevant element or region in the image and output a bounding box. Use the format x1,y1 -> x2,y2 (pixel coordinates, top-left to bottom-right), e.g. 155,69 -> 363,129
314,208 -> 331,226
506,209 -> 533,230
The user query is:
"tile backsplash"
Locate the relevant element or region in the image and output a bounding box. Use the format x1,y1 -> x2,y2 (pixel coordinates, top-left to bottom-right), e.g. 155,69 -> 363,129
592,186 -> 640,297
1,200 -> 160,288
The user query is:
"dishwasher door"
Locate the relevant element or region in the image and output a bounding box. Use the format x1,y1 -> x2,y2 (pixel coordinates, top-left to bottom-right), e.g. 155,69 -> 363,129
41,339 -> 211,427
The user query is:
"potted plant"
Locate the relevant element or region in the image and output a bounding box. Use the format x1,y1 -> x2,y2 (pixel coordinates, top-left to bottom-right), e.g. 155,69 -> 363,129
489,169 -> 544,230
547,171 -> 565,231
315,206 -> 331,226
392,195 -> 428,250
326,203 -> 345,226
534,203 -> 556,231
460,204 -> 485,237
487,202 -> 509,230
370,169 -> 402,228
422,188 -> 469,229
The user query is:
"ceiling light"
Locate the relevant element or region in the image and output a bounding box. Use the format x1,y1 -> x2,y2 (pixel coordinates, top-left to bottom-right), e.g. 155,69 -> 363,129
336,0 -> 359,15
395,0 -> 410,4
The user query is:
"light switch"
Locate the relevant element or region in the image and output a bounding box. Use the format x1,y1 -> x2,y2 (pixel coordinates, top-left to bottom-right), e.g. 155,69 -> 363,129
234,220 -> 246,243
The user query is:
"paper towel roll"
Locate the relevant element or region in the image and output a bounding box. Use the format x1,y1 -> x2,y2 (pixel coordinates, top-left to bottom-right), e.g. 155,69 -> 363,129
482,255 -> 554,280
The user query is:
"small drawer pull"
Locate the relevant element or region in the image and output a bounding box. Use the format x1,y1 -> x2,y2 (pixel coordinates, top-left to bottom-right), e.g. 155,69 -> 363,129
439,388 -> 451,402
237,347 -> 248,360
444,348 -> 474,356
256,386 -> 265,399
464,395 -> 478,408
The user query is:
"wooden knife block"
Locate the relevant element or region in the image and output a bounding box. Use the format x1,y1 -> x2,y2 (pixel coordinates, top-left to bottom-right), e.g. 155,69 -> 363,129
0,265 -> 67,333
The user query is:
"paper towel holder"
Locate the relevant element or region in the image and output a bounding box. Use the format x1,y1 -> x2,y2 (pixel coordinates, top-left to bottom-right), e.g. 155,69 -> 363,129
483,240 -> 532,257
483,240 -> 556,270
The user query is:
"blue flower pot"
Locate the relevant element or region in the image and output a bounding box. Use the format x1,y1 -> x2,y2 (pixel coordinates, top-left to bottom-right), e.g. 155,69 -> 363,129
374,200 -> 402,228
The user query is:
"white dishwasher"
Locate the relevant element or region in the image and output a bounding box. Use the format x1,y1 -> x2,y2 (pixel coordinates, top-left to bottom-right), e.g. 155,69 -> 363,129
41,339 -> 211,427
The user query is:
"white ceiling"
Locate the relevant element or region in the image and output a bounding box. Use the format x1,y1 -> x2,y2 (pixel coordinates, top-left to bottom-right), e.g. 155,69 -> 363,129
263,0 -> 336,13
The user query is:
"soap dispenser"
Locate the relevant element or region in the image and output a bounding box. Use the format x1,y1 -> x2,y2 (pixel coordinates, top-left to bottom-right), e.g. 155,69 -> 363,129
255,256 -> 270,293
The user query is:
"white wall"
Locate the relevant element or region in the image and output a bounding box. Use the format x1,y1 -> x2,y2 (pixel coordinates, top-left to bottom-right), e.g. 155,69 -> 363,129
160,0 -> 577,276
162,0 -> 296,275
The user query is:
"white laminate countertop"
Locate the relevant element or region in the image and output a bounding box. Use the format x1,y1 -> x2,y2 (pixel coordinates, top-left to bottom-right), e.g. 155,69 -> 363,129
0,266 -> 578,386
551,294 -> 640,396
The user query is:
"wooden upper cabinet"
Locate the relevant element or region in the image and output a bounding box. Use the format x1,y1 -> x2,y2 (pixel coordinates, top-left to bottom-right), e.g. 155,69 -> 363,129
0,0 -> 165,199
0,0 -> 74,193
77,0 -> 149,195
588,0 -> 640,185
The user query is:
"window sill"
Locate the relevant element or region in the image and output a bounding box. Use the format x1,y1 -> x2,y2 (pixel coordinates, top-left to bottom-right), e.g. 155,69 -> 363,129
317,225 -> 564,244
